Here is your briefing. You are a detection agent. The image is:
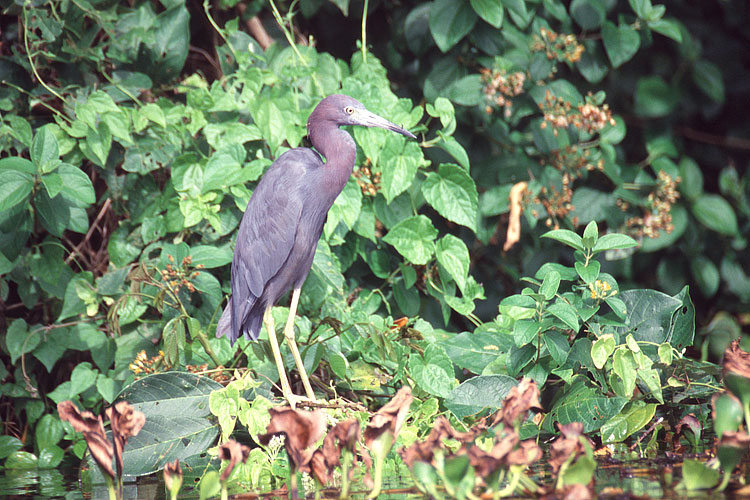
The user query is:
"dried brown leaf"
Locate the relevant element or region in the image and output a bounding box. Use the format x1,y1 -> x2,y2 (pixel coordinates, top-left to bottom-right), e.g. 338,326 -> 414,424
504,182 -> 528,251
496,378 -> 542,428
719,430 -> 750,450
724,339 -> 750,378
548,422 -> 593,473
364,386 -> 413,448
218,440 -> 251,481
163,459 -> 183,491
58,401 -> 115,479
105,401 -> 146,477
258,406 -> 327,471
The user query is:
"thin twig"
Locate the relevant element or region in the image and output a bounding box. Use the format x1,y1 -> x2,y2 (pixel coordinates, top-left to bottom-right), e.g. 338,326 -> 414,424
65,198 -> 112,265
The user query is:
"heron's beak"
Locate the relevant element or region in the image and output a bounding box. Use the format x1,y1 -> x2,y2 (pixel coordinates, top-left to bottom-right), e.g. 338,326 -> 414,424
355,109 -> 417,139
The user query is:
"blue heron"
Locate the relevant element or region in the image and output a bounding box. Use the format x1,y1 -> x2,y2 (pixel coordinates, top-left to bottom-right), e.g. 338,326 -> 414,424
217,94 -> 416,406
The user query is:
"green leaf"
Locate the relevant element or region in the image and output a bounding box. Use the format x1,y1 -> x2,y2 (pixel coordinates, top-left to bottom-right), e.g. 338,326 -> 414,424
545,377 -> 628,433
648,17 -> 683,42
441,329 -> 513,374
602,21 -> 640,68
422,164 -> 478,231
544,330 -> 570,365
539,270 -> 561,300
681,459 -> 720,490
575,261 -> 601,284
30,127 -> 60,173
6,319 -> 40,364
592,233 -> 638,253
691,194 -> 738,236
117,372 -> 222,418
383,215 -> 438,266
445,375 -> 518,418
380,140 -> 422,203
582,220 -> 599,248
591,334 -> 615,369
429,0 -> 478,52
437,135 -> 470,169
57,164 -> 95,205
600,402 -> 657,443
679,157 -> 703,200
541,229 -> 584,252
70,362 -> 97,396
692,60 -> 724,103
634,76 -> 679,118
570,0 -> 606,30
0,170 -> 33,212
436,234 -> 470,291
690,256 -> 719,298
469,0 -> 503,27
513,319 -> 540,347
409,344 -> 455,398
547,301 -> 579,331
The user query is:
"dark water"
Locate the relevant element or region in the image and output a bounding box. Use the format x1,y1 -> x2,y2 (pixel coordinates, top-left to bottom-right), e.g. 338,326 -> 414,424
0,459 -> 738,499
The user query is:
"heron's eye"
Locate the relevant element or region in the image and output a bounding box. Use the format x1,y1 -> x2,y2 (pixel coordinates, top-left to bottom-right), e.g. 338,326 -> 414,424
344,106 -> 355,115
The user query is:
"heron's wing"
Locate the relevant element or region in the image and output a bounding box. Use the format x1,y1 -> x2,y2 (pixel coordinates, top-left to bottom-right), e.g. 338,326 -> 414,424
234,151 -> 316,298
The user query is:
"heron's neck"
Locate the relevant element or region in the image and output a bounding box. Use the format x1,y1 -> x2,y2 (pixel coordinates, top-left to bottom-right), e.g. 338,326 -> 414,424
311,124 -> 356,193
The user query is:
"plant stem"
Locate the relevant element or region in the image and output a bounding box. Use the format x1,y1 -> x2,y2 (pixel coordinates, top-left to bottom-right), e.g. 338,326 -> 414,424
361,0 -> 369,62
339,450 -> 352,499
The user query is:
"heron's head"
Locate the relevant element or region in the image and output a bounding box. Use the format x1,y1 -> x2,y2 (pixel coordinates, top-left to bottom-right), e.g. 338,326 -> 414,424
307,94 -> 416,139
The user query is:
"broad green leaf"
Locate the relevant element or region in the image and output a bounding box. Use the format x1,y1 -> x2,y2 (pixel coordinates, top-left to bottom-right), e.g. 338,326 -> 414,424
545,377 -> 628,433
440,329 -> 513,374
429,0 -> 478,52
692,60 -> 724,103
612,348 -> 637,395
541,229 -> 584,252
409,344 -> 455,398
690,256 -> 719,298
382,215 -> 438,266
648,17 -> 683,42
470,0 -> 503,27
30,127 -> 60,173
691,194 -> 738,236
575,261 -> 600,284
602,21 -> 640,68
591,334 -> 615,369
679,157 -> 703,200
582,220 -> 599,248
380,140 -> 422,203
0,170 -> 33,212
6,319 -> 40,364
513,319 -> 540,347
117,372 -> 222,418
600,402 -> 657,443
445,375 -> 518,418
547,301 -> 579,331
436,234 -> 470,291
539,270 -> 561,300
57,164 -> 95,205
422,164 -> 478,231
681,459 -> 720,490
634,76 -> 679,118
592,233 -> 638,253
570,0 -> 605,30
543,330 -> 570,365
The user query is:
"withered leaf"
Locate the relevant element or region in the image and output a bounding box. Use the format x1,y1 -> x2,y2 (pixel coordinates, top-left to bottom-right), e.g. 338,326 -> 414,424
218,440 -> 251,481
58,401 -> 115,480
548,422 -> 593,473
258,406 -> 327,471
723,339 -> 750,378
364,386 -> 413,448
163,459 -> 183,491
105,401 -> 146,477
496,378 -> 542,428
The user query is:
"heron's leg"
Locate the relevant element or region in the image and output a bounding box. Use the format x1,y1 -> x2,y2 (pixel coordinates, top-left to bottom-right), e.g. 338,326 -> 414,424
263,305 -> 294,403
284,288 -> 316,401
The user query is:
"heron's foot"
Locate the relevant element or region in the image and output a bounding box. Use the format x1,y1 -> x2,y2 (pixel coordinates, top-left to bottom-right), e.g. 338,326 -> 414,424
283,392 -> 317,410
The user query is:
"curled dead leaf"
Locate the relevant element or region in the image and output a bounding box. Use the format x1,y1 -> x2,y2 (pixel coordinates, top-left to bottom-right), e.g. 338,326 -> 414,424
495,378 -> 542,428
719,430 -> 750,450
57,401 -> 115,480
548,422 -> 593,473
506,438 -> 543,466
723,339 -> 750,378
105,401 -> 145,477
561,483 -> 594,500
163,459 -> 183,492
258,406 -> 327,471
218,440 -> 251,481
364,386 -> 412,448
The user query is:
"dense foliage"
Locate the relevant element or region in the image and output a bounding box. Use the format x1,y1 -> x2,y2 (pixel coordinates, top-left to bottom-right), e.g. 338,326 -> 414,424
0,0 -> 748,495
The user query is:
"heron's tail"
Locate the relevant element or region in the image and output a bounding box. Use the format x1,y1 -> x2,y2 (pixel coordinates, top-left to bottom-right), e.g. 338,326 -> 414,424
216,304 -> 234,341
